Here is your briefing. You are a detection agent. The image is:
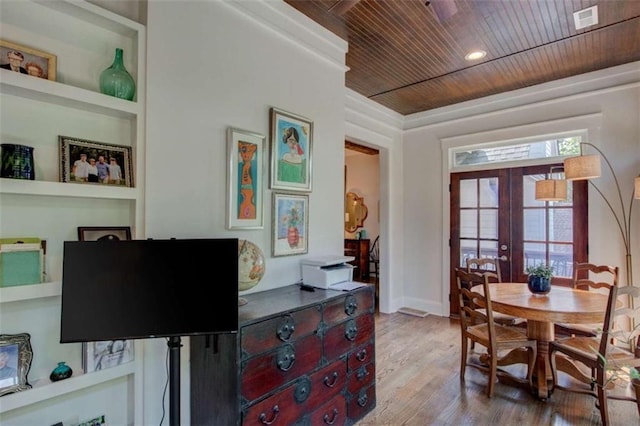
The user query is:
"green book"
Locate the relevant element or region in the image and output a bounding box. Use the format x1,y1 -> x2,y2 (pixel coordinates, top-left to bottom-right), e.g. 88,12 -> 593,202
0,249 -> 43,287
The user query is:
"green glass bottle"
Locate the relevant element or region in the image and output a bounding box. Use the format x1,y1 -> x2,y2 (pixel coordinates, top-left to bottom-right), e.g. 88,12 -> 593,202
99,48 -> 136,101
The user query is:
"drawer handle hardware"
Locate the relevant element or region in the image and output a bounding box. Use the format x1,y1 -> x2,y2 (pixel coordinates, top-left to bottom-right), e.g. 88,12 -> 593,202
357,391 -> 369,407
345,319 -> 358,341
276,344 -> 296,371
344,295 -> 358,316
356,348 -> 368,362
323,371 -> 339,387
276,315 -> 295,341
259,405 -> 280,425
323,408 -> 339,425
356,366 -> 369,381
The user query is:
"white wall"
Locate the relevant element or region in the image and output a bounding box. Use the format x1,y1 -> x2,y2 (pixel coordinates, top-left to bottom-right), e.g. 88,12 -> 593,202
144,0 -> 348,423
400,62 -> 640,316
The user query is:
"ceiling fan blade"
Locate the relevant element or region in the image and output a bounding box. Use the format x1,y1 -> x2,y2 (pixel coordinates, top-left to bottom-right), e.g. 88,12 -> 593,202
426,0 -> 458,23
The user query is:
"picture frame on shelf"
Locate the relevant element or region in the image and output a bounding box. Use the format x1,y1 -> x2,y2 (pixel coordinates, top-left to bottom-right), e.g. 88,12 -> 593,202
78,226 -> 132,241
59,136 -> 134,187
269,107 -> 313,192
82,340 -> 134,373
0,333 -> 33,396
0,39 -> 56,80
272,192 -> 309,257
226,127 -> 266,230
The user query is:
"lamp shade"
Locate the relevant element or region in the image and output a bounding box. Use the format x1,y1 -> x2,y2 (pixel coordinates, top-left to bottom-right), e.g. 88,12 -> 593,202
635,176 -> 640,199
564,154 -> 601,180
535,179 -> 567,201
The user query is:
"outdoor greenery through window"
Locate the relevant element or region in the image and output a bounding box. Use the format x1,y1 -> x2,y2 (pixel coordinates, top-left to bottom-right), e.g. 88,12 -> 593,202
453,136 -> 583,167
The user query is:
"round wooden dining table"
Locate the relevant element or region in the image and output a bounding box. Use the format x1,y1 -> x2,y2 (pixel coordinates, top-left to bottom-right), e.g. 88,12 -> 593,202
481,283 -> 610,400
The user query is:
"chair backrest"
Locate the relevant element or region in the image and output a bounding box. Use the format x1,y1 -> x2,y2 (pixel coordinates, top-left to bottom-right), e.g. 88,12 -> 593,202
369,235 -> 379,262
455,268 -> 495,343
466,257 -> 502,283
608,285 -> 640,358
572,262 -> 618,291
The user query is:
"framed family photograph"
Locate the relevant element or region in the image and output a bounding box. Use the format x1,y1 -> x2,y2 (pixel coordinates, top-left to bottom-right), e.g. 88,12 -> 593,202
0,333 -> 33,396
0,39 -> 56,80
82,340 -> 134,373
272,192 -> 309,257
227,127 -> 266,229
78,226 -> 132,241
59,136 -> 134,187
269,107 -> 313,192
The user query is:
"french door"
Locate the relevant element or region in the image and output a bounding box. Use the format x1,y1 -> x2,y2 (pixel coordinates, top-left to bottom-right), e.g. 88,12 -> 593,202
449,164 -> 588,316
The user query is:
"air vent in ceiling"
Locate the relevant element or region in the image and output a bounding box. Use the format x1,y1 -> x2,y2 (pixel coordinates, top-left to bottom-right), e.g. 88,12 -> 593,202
573,5 -> 598,30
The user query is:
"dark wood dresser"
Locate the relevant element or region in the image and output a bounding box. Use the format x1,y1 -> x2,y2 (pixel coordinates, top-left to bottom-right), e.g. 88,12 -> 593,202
344,239 -> 370,281
190,284 -> 376,425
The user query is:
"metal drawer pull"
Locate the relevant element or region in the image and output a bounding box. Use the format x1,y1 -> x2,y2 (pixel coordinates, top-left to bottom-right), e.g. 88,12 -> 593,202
344,295 -> 358,316
356,348 -> 368,362
357,391 -> 369,407
345,319 -> 358,341
276,315 -> 295,341
259,405 -> 280,425
323,408 -> 339,425
323,371 -> 339,387
356,366 -> 369,381
277,345 -> 296,371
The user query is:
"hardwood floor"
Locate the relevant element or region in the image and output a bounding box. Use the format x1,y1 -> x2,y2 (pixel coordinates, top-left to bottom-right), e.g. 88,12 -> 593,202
356,313 -> 638,425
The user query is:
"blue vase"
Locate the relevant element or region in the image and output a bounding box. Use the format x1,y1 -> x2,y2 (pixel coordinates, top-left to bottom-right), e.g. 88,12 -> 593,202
99,48 -> 136,101
50,361 -> 73,382
528,275 -> 551,294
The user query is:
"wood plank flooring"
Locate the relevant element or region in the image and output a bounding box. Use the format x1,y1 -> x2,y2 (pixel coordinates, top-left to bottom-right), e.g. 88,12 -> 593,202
355,313 -> 639,426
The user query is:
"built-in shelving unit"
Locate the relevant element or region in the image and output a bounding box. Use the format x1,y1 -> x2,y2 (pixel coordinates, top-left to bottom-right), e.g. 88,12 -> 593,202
0,1 -> 145,424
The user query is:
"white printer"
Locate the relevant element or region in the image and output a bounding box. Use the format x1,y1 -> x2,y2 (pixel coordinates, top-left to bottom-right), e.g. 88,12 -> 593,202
300,255 -> 356,289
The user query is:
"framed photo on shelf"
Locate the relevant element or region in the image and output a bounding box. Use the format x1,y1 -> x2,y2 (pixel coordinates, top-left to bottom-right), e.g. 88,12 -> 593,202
0,333 -> 33,396
78,226 -> 132,241
226,127 -> 266,229
82,340 -> 134,373
0,39 -> 56,80
272,192 -> 309,257
59,135 -> 134,187
269,107 -> 313,192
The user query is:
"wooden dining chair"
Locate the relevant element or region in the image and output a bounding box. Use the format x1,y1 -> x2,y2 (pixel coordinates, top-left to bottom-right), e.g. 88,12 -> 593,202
455,268 -> 537,398
555,263 -> 619,338
549,274 -> 640,426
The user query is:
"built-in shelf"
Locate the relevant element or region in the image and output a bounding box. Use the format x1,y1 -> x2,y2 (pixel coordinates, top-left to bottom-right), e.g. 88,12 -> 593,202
0,179 -> 139,200
0,281 -> 62,304
0,362 -> 135,414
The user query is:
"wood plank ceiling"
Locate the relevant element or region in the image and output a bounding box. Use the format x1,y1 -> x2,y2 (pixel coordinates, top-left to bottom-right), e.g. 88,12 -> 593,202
284,0 -> 640,116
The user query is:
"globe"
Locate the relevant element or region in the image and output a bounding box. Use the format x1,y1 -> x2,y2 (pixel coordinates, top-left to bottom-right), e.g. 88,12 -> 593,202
238,240 -> 266,305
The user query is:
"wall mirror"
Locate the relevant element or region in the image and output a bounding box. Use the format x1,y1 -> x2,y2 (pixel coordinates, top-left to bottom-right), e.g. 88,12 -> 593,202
345,192 -> 368,233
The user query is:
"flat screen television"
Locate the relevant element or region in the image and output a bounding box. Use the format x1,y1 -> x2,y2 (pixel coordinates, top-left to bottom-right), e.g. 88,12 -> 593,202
60,238 -> 239,343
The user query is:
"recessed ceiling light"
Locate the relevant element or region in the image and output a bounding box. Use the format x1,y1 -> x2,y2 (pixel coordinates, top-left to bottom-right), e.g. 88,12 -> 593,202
465,50 -> 486,61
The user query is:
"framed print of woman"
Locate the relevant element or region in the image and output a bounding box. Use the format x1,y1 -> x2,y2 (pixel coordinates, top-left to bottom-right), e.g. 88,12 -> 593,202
269,107 -> 313,192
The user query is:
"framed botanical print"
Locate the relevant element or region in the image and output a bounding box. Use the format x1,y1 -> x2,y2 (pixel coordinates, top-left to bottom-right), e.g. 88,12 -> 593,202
269,107 -> 313,192
272,192 -> 309,257
226,127 -> 266,229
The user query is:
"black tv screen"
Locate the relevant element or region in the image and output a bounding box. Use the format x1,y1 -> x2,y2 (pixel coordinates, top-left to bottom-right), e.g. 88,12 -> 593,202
60,238 -> 239,343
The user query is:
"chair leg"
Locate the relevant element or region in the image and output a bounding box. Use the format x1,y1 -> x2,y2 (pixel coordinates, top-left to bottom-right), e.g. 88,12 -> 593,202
596,366 -> 609,426
488,348 -> 497,398
526,346 -> 536,388
460,335 -> 468,380
549,349 -> 558,390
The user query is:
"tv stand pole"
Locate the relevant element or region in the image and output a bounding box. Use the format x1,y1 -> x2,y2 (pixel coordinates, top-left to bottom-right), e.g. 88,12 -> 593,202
168,336 -> 182,426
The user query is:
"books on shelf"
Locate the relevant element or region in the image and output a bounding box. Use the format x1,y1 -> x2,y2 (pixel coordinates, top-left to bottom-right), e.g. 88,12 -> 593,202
0,238 -> 46,287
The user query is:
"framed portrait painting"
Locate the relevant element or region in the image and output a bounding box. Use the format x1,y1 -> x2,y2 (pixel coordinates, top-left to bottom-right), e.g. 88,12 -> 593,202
272,192 -> 309,257
78,226 -> 132,241
59,136 -> 134,187
226,127 -> 266,229
0,39 -> 56,80
269,107 -> 313,192
0,333 -> 33,396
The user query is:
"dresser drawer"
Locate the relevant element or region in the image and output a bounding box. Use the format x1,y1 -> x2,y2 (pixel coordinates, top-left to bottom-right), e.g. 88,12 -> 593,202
347,383 -> 376,422
308,394 -> 348,426
242,378 -> 309,426
323,289 -> 373,328
241,333 -> 322,403
241,305 -> 322,357
347,342 -> 375,372
324,314 -> 375,362
305,359 -> 347,411
347,361 -> 375,395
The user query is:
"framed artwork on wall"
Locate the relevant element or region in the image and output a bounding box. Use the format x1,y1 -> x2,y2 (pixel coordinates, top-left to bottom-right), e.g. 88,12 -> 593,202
0,39 -> 56,80
272,192 -> 309,257
82,340 -> 134,373
226,127 -> 266,229
0,333 -> 33,396
78,226 -> 132,241
269,107 -> 313,192
59,136 -> 134,187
